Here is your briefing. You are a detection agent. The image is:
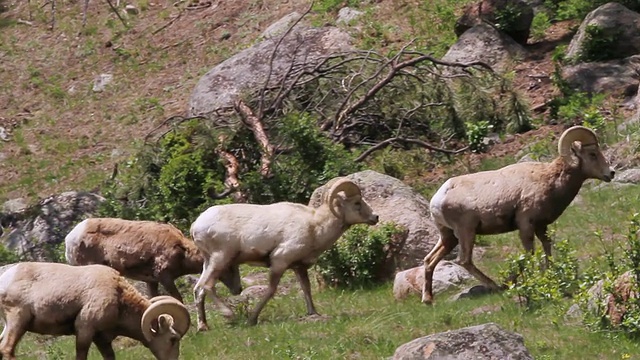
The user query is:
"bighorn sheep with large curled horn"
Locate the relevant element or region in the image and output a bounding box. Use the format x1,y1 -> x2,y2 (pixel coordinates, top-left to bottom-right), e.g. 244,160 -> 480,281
422,126 -> 615,304
64,218 -> 242,303
190,177 -> 379,329
0,262 -> 190,360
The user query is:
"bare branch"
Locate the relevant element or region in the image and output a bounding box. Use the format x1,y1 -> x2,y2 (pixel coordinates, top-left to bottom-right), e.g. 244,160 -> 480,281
258,1 -> 314,118
214,137 -> 247,203
355,137 -> 468,162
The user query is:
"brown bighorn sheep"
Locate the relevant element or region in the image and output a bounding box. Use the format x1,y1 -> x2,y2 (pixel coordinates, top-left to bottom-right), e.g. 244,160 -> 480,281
64,218 -> 242,303
0,262 -> 190,360
190,177 -> 379,329
423,126 -> 615,303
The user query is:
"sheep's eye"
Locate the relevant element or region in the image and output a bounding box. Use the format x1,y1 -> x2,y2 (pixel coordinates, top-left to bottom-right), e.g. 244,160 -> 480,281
590,153 -> 598,160
354,201 -> 361,207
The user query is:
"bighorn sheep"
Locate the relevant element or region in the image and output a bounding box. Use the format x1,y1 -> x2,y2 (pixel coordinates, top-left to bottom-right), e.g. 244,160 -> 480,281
190,177 -> 379,329
423,126 -> 615,303
64,217 -> 241,303
0,262 -> 190,360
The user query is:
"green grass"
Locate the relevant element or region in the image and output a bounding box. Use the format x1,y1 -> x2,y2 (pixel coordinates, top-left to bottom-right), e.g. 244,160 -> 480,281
13,180 -> 640,359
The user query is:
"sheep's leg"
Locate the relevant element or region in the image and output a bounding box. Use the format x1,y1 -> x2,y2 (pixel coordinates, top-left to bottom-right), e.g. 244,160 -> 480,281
456,229 -> 500,290
422,227 -> 458,304
194,255 -> 234,331
534,225 -> 552,270
147,281 -> 160,298
294,266 -> 317,316
220,264 -> 242,295
93,333 -> 115,360
158,275 -> 184,303
248,266 -> 285,326
0,310 -> 28,360
74,329 -> 95,360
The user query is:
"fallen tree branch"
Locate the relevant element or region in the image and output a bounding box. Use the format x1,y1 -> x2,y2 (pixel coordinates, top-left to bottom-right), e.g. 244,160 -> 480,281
234,100 -> 275,178
355,137 -> 468,162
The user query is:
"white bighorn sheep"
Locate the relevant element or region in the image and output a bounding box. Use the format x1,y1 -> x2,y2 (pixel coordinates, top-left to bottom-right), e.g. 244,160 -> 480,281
190,177 -> 379,329
64,218 -> 242,303
0,262 -> 190,360
422,126 -> 615,304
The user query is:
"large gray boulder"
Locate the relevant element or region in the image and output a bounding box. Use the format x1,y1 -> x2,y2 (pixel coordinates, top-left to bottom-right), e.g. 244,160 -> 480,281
566,3 -> 640,61
392,323 -> 533,360
443,23 -> 526,73
0,191 -> 105,260
309,170 -> 439,270
188,15 -> 354,119
561,55 -> 640,96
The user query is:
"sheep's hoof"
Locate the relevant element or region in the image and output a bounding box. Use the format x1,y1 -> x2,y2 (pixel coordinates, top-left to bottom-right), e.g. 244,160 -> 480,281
197,323 -> 210,332
247,317 -> 258,326
421,295 -> 434,305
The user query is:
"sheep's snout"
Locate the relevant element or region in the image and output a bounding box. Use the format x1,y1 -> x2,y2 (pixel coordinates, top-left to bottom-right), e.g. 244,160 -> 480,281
368,214 -> 380,225
602,168 -> 615,182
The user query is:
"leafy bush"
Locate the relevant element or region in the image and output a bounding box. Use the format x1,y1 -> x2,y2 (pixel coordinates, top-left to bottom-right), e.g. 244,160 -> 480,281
466,120 -> 493,153
315,222 -> 406,289
493,3 -> 522,34
501,237 -> 579,310
530,11 -> 551,42
547,0 -> 640,21
99,113 -> 361,232
578,214 -> 640,337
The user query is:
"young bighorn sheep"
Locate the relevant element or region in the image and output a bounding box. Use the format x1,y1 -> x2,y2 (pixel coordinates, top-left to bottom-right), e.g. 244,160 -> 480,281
0,262 -> 190,360
423,126 -> 615,303
190,177 -> 379,329
65,218 -> 242,303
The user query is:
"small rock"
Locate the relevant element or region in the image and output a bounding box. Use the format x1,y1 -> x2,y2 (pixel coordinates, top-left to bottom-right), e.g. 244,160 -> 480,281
0,126 -> 10,141
93,74 -> 113,93
337,7 -> 363,24
613,168 -> 640,184
124,4 -> 139,14
2,198 -> 28,213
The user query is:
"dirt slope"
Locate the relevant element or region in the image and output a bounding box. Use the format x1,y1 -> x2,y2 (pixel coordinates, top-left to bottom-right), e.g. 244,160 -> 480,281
0,0 -> 578,202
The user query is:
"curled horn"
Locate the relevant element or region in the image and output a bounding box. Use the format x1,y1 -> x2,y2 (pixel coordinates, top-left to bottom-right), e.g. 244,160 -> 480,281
558,126 -> 599,158
148,295 -> 183,304
326,178 -> 361,219
141,298 -> 191,341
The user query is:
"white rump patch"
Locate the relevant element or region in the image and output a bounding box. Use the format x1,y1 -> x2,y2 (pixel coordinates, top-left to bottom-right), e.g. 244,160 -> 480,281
64,219 -> 89,265
429,179 -> 451,227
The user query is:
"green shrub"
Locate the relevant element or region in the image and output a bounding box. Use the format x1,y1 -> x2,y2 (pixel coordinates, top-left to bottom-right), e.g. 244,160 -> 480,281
315,222 -> 406,289
576,25 -> 622,63
530,12 -> 551,42
501,237 -> 579,310
466,120 -> 493,153
99,113 -> 361,232
493,3 -> 522,34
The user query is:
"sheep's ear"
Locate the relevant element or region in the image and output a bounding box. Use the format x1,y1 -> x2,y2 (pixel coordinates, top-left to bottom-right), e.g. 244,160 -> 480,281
570,140 -> 582,155
157,315 -> 173,332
